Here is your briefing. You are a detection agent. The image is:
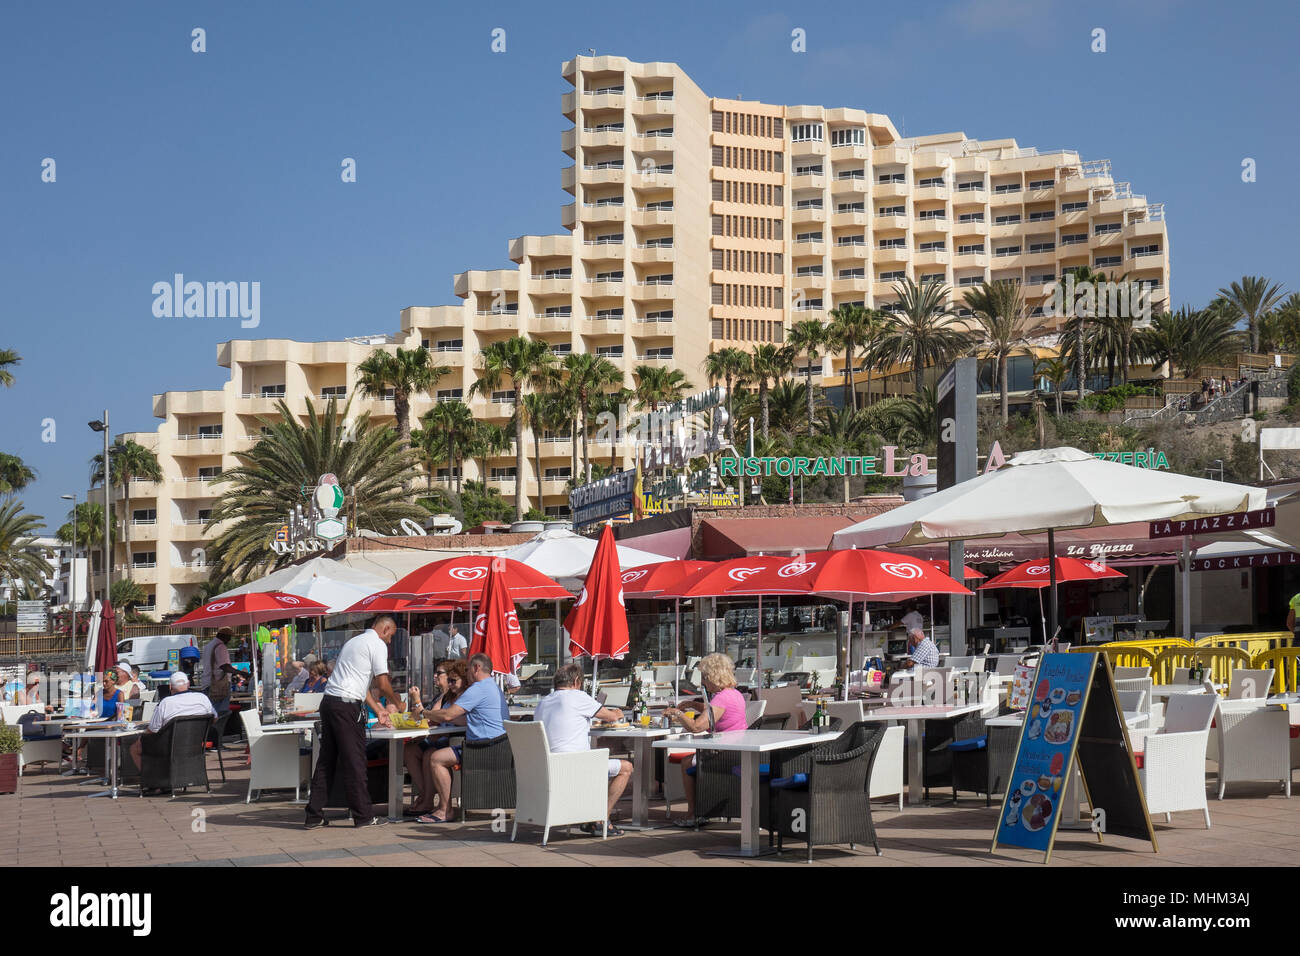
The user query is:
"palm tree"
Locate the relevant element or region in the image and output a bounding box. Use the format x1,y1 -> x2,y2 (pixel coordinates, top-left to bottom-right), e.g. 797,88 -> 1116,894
1262,293 -> 1300,353
418,400 -> 476,494
0,348 -> 19,388
827,304 -> 881,411
466,337 -> 556,521
702,347 -> 751,442
591,388 -> 633,470
875,278 -> 972,394
632,365 -> 691,415
90,439 -> 163,587
1136,306 -> 1237,379
355,346 -> 451,447
749,343 -> 793,440
466,420 -> 511,489
767,379 -> 810,435
1219,276 -> 1286,353
0,501 -> 47,597
408,422 -> 444,494
1034,357 -> 1071,416
964,280 -> 1048,422
1060,266 -> 1109,400
561,353 -> 623,482
205,397 -> 423,582
786,318 -> 827,434
0,453 -> 35,496
110,578 -> 147,615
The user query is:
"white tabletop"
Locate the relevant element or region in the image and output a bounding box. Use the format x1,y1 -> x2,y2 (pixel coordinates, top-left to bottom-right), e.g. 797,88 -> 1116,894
653,729 -> 841,753
258,720 -> 317,733
860,703 -> 985,721
367,725 -> 466,740
588,725 -> 683,739
65,727 -> 144,739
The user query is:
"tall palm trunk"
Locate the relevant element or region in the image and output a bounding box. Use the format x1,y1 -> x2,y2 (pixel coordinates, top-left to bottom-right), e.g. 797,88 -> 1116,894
913,359 -> 925,396
447,438 -> 459,494
804,364 -> 815,435
1054,390 -> 1063,417
760,380 -> 770,440
844,345 -> 857,410
580,403 -> 591,483
1075,326 -> 1086,401
999,354 -> 1010,423
534,429 -> 544,519
725,374 -> 735,442
395,391 -> 411,446
513,386 -> 525,521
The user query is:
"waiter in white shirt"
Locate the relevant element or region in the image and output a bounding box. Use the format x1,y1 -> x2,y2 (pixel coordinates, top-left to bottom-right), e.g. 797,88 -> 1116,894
304,616 -> 405,830
445,624 -> 468,659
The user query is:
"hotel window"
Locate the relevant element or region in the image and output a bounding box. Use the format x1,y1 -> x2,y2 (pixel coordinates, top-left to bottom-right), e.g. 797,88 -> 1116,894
957,244 -> 985,254
1030,273 -> 1056,284
837,202 -> 866,213
1061,233 -> 1087,245
830,127 -> 866,147
838,268 -> 865,278
542,267 -> 573,278
879,270 -> 906,282
260,384 -> 286,398
549,343 -> 572,355
544,467 -> 572,480
1094,222 -> 1122,235
797,265 -> 824,277
594,308 -> 624,319
878,173 -> 906,184
544,505 -> 571,517
920,273 -> 944,283
993,183 -> 1022,194
436,467 -> 462,480
994,214 -> 1022,225
957,275 -> 983,286
436,388 -> 463,402
794,163 -> 823,176
917,209 -> 946,220
1028,211 -> 1056,222
436,338 -> 463,352
877,238 -> 905,249
795,231 -> 823,243
320,385 -> 346,399
197,466 -> 221,479
132,508 -> 156,523
795,298 -> 824,311
1029,179 -> 1055,190
1061,201 -> 1089,212
490,390 -> 513,404
421,338 -> 430,348
994,246 -> 1021,257
594,270 -> 623,281
1028,241 -> 1055,254
645,309 -> 673,321
919,240 -> 946,252
1095,255 -> 1122,267
839,235 -> 867,246
877,205 -> 905,217
596,345 -> 624,358
957,180 -> 985,192
790,123 -> 823,142
917,176 -> 945,188
197,424 -> 223,437
132,551 -> 156,568
1131,244 -> 1162,257
958,212 -> 984,223
795,198 -> 824,209
642,347 -> 674,360
544,306 -> 572,316
489,468 -> 518,481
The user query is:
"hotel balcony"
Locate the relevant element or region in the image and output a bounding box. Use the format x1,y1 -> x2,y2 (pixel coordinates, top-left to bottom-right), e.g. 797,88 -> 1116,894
953,251 -> 990,268
122,520 -> 160,543
120,565 -> 159,587
872,281 -> 906,299
793,205 -> 827,225
794,272 -> 827,292
990,222 -> 1025,240
913,250 -> 951,268
172,435 -> 225,456
169,564 -> 211,585
631,94 -> 674,117
581,279 -> 625,297
583,90 -> 626,111
632,169 -> 674,189
630,244 -> 673,265
830,143 -> 872,161
528,277 -> 574,296
473,312 -> 522,333
170,521 -> 209,541
830,210 -> 869,228
629,207 -> 674,227
581,203 -> 626,225
579,164 -> 625,188
530,314 -> 574,334
580,128 -> 626,151
830,177 -> 869,197
990,188 -> 1024,205
953,219 -> 989,237
630,281 -> 674,302
872,244 -> 909,264
631,133 -> 674,153
831,276 -> 869,295
874,213 -> 908,232
790,240 -> 826,258
873,179 -> 910,201
580,239 -> 625,261
171,478 -> 221,500
1124,219 -> 1166,241
578,318 -> 627,336
454,269 -> 519,298
913,184 -> 951,202
791,173 -> 826,191
508,235 -> 573,263
914,217 -> 950,235
873,146 -> 911,166
831,242 -> 871,263
1020,250 -> 1057,269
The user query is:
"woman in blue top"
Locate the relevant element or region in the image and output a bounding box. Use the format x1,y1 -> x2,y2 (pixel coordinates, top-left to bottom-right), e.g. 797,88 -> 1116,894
98,670 -> 124,721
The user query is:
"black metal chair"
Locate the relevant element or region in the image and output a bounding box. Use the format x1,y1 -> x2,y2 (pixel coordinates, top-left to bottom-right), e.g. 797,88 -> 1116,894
459,733 -> 516,817
139,715 -> 214,797
206,712 -> 232,783
769,724 -> 886,862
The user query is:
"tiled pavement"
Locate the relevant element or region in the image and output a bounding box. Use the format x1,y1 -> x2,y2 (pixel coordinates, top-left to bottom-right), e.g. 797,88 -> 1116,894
4,753 -> 1297,867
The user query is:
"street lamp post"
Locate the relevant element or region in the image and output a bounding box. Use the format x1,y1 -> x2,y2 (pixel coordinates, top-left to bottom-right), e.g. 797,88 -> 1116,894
61,493 -> 77,646
89,411 -> 111,601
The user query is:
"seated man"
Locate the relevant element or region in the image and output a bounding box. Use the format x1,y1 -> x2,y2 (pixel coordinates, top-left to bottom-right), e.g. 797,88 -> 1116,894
905,626 -> 940,669
534,663 -> 631,836
128,672 -> 216,777
417,652 -> 509,824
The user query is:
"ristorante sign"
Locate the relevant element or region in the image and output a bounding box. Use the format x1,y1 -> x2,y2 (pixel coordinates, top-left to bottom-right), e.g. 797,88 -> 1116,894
719,446 -> 930,479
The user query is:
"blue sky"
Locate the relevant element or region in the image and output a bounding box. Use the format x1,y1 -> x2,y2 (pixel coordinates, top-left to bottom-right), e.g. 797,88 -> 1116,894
3,0 -> 1298,531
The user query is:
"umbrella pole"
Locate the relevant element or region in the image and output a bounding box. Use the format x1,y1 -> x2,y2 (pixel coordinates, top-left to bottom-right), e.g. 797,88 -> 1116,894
554,600 -> 560,670
757,595 -> 763,688
1047,529 -> 1058,643
674,598 -> 681,700
249,614 -> 260,713
1037,589 -> 1048,644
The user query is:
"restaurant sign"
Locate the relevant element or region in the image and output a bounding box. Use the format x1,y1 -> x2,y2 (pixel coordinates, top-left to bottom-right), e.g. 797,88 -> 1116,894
269,473 -> 348,554
1148,507 -> 1275,539
718,446 -> 929,479
1192,551 -> 1300,572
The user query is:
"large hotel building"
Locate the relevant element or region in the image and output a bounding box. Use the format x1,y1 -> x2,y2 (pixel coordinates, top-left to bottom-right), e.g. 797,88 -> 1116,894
94,54 -> 1170,619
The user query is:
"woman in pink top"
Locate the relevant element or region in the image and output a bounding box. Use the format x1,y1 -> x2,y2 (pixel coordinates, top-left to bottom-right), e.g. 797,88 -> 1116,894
663,653 -> 749,827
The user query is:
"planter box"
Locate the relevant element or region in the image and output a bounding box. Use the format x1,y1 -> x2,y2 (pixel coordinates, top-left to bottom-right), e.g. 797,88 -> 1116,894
0,752 -> 18,794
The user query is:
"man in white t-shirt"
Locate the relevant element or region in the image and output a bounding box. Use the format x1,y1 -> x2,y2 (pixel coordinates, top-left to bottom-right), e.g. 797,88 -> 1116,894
445,625 -> 467,659
533,663 -> 632,836
304,616 -> 405,830
128,672 -> 216,774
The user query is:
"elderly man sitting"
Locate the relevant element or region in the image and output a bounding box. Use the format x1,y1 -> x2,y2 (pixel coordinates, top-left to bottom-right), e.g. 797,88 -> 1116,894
128,672 -> 216,774
905,626 -> 940,669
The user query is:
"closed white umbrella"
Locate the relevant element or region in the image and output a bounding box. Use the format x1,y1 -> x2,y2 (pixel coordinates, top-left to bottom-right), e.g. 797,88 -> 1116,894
215,556 -> 391,613
832,447 -> 1266,640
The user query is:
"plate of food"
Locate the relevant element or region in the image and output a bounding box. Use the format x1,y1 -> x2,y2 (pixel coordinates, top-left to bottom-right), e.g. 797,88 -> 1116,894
1066,690 -> 1081,706
1022,793 -> 1052,831
592,719 -> 630,730
1044,709 -> 1074,744
1049,687 -> 1067,705
1027,719 -> 1043,740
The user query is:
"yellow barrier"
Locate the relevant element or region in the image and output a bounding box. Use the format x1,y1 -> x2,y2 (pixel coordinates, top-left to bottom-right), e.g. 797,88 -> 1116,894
1250,648 -> 1300,694
1069,644 -> 1156,670
1196,632 -> 1293,659
1151,646 -> 1253,690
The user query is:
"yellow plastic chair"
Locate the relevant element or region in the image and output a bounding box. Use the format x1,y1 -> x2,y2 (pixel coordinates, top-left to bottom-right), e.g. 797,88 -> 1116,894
1196,632 -> 1292,660
1250,648 -> 1300,694
1151,646 -> 1252,691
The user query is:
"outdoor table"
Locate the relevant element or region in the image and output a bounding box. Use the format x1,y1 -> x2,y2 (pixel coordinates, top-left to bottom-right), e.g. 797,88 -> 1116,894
63,727 -> 143,799
508,706 -> 535,720
653,728 -> 843,857
587,725 -> 684,828
367,725 -> 467,822
860,703 -> 985,805
986,710 -> 1146,729
1150,684 -> 1223,701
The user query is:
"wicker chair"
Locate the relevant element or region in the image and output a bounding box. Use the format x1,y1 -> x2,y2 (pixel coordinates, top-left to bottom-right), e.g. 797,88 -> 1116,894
139,715 -> 214,797
1215,700 -> 1291,799
206,711 -> 232,783
690,712 -> 810,823
949,714 -> 1018,806
459,733 -> 516,817
769,724 -> 887,862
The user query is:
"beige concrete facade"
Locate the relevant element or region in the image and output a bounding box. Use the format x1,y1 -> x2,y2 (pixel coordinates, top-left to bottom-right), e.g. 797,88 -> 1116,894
93,54 -> 1170,618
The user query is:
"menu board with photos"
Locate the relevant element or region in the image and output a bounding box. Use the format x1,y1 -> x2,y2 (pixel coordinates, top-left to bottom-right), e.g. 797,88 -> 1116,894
991,652 -> 1155,863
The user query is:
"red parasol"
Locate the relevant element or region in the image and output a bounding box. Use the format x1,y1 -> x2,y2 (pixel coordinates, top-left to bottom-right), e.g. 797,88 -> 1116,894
656,555 -> 819,599
930,559 -> 986,581
564,524 -> 631,664
375,555 -> 570,604
979,557 -> 1125,590
172,591 -> 332,628
342,592 -> 459,614
618,559 -> 713,597
95,599 -> 119,676
468,557 -> 528,675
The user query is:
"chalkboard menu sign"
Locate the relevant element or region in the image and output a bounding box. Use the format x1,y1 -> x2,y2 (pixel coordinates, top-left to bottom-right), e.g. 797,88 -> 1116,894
991,652 -> 1155,863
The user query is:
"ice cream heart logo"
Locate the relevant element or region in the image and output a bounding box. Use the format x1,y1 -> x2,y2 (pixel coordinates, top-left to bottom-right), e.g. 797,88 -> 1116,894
205,601 -> 235,612
574,587 -> 588,608
1086,561 -> 1106,573
1026,565 -> 1050,575
275,595 -> 301,605
778,561 -> 816,577
727,566 -> 764,582
505,611 -> 521,635
880,562 -> 922,580
621,569 -> 648,583
474,613 -> 487,637
449,567 -> 487,581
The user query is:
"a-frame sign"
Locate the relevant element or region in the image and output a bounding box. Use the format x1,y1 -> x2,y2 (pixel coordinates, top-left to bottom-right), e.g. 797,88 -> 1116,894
991,652 -> 1157,863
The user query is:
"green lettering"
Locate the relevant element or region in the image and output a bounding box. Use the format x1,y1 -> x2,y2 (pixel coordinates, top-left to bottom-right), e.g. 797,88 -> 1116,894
1155,451 -> 1169,470
775,457 -> 793,477
862,456 -> 877,476
829,458 -> 845,477
719,458 -> 737,478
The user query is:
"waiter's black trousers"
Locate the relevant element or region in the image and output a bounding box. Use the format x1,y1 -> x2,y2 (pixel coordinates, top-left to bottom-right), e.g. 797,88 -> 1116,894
305,695 -> 371,823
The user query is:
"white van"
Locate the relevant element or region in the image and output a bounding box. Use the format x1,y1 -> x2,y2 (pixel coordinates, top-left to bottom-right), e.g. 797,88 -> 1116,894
115,634 -> 198,671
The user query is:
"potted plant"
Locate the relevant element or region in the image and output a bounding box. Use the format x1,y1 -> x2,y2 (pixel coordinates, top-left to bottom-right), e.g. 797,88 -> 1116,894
0,722 -> 22,794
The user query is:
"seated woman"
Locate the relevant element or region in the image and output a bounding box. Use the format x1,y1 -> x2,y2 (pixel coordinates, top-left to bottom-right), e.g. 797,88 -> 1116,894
661,653 -> 748,828
405,660 -> 468,816
299,661 -> 329,694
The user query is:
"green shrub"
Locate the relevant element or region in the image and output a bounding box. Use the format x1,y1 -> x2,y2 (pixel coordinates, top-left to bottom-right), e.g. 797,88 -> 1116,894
0,723 -> 22,755
1288,363 -> 1300,403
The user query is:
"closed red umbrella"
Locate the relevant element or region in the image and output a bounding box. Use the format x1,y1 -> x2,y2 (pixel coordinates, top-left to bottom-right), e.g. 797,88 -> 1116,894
95,599 -> 118,677
980,557 -> 1125,641
564,525 -> 630,686
468,558 -> 528,676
